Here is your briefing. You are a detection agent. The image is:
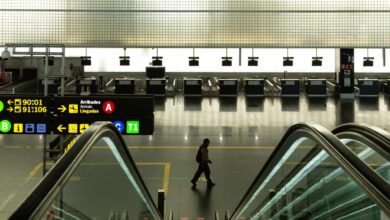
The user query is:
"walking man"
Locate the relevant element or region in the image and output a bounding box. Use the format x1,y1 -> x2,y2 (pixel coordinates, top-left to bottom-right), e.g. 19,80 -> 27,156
191,138 -> 215,189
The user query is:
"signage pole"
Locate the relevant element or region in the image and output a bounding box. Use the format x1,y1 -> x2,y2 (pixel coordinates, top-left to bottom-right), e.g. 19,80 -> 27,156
43,47 -> 49,175
60,51 -> 65,97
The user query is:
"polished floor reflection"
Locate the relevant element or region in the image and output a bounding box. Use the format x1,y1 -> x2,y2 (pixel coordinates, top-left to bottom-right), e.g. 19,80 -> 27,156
0,95 -> 389,219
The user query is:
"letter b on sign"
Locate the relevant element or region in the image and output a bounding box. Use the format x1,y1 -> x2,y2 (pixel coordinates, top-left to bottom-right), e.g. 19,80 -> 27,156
102,101 -> 115,114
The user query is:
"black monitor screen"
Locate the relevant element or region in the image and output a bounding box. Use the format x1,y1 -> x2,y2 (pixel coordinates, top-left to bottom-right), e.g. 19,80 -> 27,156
146,66 -> 165,78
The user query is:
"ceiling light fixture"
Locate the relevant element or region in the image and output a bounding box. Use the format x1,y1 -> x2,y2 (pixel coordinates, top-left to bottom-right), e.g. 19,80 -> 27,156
312,48 -> 323,66
222,48 -> 232,66
80,48 -> 91,66
119,48 -> 130,66
248,48 -> 259,66
152,48 -> 163,66
363,48 -> 374,67
283,49 -> 294,66
189,48 -> 199,66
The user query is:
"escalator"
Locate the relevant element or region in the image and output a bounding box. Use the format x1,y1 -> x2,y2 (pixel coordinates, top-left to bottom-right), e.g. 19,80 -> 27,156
230,123 -> 390,220
9,122 -> 162,220
9,122 -> 390,219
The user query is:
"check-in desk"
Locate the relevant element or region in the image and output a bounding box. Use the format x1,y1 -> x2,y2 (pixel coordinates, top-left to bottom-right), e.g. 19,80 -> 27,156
115,78 -> 135,94
39,78 -> 60,94
305,79 -> 327,97
184,78 -> 202,97
219,79 -> 238,96
281,79 -> 300,97
384,80 -> 390,95
244,79 -> 264,97
76,77 -> 98,95
358,79 -> 379,97
146,78 -> 166,96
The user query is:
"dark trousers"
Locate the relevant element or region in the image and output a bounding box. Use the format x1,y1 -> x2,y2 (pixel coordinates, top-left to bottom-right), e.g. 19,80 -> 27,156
191,163 -> 213,185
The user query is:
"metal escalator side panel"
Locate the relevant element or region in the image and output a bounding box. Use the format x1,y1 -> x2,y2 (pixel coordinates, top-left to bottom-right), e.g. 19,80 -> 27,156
9,122 -> 162,220
337,132 -> 390,183
333,123 -> 390,161
230,123 -> 390,220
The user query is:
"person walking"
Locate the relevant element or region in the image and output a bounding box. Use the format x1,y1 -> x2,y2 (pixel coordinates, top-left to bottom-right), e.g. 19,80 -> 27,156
191,138 -> 215,189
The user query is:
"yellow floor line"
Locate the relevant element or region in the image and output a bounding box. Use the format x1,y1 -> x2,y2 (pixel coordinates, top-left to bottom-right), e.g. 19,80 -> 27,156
27,162 -> 43,180
163,163 -> 171,196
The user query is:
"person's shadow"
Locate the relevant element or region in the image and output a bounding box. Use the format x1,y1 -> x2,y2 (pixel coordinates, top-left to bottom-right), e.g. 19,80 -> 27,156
191,186 -> 213,217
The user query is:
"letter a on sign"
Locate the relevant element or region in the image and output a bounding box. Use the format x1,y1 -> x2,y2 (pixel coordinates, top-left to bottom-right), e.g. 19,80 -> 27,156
102,101 -> 115,114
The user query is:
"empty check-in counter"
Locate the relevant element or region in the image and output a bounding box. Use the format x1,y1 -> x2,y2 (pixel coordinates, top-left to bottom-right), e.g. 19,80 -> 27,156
146,78 -> 166,96
184,78 -> 202,97
115,78 -> 135,94
219,79 -> 238,96
281,79 -> 300,97
76,77 -> 98,95
357,79 -> 379,97
305,79 -> 327,97
244,79 -> 264,97
39,78 -> 60,94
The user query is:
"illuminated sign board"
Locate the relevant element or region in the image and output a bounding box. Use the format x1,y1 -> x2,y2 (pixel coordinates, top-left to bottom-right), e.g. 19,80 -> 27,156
52,117 -> 153,135
0,116 -> 51,134
0,95 -> 154,135
53,97 -> 154,116
0,97 -> 50,115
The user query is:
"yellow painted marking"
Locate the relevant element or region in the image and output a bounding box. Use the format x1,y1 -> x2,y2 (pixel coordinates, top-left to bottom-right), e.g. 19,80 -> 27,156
76,162 -> 171,196
163,163 -> 171,196
27,162 -> 43,180
69,176 -> 81,182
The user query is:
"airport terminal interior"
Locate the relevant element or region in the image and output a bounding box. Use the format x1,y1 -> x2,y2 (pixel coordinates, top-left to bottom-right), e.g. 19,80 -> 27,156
0,1 -> 389,220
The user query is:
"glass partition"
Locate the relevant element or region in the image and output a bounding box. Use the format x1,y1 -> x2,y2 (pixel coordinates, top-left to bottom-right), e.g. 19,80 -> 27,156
340,137 -> 390,183
234,130 -> 388,220
36,129 -> 159,220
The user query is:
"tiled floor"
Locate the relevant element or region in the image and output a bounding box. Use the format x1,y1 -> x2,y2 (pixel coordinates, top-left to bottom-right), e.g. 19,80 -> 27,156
0,95 -> 389,219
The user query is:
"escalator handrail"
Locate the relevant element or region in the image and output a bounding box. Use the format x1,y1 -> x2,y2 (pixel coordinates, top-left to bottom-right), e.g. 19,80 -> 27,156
230,123 -> 390,220
9,122 -> 162,220
333,123 -> 390,161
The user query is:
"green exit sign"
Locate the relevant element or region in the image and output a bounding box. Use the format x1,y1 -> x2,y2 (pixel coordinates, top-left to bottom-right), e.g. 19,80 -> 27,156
126,121 -> 139,134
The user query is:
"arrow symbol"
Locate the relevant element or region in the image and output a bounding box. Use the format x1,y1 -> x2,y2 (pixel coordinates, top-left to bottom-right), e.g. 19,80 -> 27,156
57,105 -> 67,113
57,125 -> 66,133
7,107 -> 13,112
7,100 -> 13,105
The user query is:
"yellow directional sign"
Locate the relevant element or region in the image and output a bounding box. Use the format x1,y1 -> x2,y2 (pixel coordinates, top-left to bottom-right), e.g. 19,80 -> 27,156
68,104 -> 78,114
7,100 -> 13,105
57,124 -> 66,133
57,105 -> 67,113
68,124 -> 78,134
7,107 -> 13,112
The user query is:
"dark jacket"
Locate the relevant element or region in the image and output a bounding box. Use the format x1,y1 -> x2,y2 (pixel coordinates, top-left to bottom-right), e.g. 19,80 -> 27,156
200,144 -> 210,164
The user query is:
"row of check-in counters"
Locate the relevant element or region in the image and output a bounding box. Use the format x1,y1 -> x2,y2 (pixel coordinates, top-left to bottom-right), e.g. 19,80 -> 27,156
39,77 -> 390,97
